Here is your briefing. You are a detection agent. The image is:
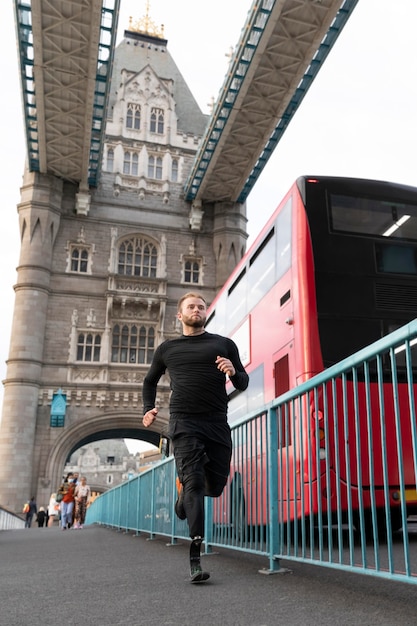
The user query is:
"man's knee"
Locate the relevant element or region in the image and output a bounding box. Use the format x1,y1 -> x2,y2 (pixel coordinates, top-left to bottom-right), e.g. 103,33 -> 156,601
205,475 -> 228,497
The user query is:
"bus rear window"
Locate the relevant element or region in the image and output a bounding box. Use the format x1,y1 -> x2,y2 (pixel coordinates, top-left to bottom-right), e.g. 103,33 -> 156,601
330,193 -> 417,240
375,243 -> 417,275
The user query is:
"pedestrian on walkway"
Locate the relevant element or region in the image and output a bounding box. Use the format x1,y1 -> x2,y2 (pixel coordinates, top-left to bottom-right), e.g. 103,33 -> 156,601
57,473 -> 76,530
142,292 -> 249,582
47,493 -> 58,527
24,497 -> 37,528
36,507 -> 46,527
73,476 -> 91,529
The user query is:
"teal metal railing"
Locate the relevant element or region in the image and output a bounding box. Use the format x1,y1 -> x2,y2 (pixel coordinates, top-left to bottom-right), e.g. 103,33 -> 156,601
87,319 -> 417,584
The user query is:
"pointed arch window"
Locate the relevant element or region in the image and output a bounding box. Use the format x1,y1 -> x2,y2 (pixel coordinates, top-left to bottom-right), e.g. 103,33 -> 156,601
123,152 -> 131,174
111,324 -> 155,364
148,155 -> 163,180
150,107 -> 164,134
77,333 -> 101,361
171,159 -> 178,182
71,247 -> 89,273
184,259 -> 202,284
66,242 -> 94,274
126,103 -> 141,130
106,148 -> 114,172
132,153 -> 139,176
123,151 -> 139,176
118,237 -> 158,277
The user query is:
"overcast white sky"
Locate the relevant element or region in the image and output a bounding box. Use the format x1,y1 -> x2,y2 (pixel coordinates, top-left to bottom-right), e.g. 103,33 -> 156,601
1,1 -> 417,452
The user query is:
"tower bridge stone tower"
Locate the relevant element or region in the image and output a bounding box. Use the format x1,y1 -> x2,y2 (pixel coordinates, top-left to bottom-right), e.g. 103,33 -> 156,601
0,19 -> 247,512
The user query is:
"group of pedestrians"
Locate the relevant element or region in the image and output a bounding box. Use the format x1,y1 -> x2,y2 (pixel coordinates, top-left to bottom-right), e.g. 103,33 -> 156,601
56,472 -> 91,530
23,498 -> 48,528
24,472 -> 91,530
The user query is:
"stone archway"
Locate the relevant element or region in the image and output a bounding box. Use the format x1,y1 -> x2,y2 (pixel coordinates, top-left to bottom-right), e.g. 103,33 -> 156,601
38,411 -> 167,506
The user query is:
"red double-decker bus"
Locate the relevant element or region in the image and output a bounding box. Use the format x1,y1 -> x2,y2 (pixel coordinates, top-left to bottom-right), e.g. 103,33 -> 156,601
206,175 -> 417,535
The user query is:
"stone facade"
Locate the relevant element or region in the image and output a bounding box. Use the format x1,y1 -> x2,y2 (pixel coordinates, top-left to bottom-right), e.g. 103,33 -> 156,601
0,26 -> 247,512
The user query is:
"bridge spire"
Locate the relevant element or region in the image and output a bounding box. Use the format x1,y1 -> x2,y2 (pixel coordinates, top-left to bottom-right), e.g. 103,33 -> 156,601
128,1 -> 165,39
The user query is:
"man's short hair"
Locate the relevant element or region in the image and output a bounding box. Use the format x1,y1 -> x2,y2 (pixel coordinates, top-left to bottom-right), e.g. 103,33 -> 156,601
177,292 -> 207,312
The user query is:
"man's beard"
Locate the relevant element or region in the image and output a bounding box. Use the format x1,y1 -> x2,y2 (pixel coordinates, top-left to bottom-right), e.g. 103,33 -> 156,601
185,317 -> 205,329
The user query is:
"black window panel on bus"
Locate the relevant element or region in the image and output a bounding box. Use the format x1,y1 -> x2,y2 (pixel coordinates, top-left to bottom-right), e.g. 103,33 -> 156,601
375,243 -> 417,275
330,193 -> 417,241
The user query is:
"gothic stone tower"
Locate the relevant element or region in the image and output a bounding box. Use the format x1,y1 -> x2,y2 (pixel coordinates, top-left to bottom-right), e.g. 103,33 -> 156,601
0,21 -> 247,512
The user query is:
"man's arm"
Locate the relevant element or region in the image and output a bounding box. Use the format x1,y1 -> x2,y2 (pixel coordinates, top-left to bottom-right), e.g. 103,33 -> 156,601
142,346 -> 166,427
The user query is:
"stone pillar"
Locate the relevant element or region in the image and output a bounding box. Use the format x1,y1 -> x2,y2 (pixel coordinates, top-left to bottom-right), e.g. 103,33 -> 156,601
212,201 -> 248,290
0,171 -> 62,511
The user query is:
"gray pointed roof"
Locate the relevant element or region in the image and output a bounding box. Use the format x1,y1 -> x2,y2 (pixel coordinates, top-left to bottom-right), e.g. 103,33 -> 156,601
108,30 -> 208,137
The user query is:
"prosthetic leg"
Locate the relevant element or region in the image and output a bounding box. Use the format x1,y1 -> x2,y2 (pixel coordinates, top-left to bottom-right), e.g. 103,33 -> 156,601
189,536 -> 210,583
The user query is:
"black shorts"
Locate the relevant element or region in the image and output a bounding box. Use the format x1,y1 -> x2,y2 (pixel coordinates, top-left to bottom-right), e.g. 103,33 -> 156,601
169,417 -> 232,492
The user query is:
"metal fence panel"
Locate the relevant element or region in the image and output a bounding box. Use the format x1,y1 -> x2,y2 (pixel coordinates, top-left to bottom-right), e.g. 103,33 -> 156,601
86,319 -> 417,585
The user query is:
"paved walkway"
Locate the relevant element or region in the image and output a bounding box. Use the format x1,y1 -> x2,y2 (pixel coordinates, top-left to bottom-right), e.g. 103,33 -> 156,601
1,523 -> 417,626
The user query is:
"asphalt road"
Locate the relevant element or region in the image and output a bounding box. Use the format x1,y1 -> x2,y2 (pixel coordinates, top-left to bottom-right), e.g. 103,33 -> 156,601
1,523 -> 417,626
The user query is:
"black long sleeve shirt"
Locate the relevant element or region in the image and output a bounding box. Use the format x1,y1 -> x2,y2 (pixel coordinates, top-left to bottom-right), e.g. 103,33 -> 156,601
143,332 -> 249,421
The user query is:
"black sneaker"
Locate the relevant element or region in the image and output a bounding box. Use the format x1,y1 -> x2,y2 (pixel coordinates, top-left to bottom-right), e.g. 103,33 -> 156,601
190,536 -> 210,583
190,565 -> 210,583
175,477 -> 186,520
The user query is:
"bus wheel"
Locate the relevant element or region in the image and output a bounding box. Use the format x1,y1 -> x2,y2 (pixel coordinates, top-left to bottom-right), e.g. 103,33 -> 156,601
230,473 -> 246,541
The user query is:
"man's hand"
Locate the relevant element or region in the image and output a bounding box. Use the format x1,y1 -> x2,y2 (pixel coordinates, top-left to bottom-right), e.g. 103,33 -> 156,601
215,355 -> 236,377
143,408 -> 158,427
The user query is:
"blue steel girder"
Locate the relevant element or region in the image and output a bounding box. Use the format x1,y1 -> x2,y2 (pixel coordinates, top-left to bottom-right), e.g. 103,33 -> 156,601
184,0 -> 359,204
14,0 -> 120,188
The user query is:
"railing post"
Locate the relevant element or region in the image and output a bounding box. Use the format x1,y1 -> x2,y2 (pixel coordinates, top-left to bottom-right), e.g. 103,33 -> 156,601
135,475 -> 141,536
124,480 -> 130,533
168,459 -> 179,545
148,468 -> 156,540
262,405 -> 288,574
204,496 -> 214,555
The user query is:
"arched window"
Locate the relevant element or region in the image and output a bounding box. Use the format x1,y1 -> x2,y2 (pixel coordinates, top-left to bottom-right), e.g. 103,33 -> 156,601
71,247 -> 89,273
118,237 -> 158,277
148,155 -> 163,180
171,158 -> 178,182
106,148 -> 114,172
126,103 -> 141,130
132,153 -> 138,176
184,260 -> 201,284
150,107 -> 164,134
123,152 -> 131,174
111,324 -> 155,364
123,151 -> 139,176
77,333 -> 101,361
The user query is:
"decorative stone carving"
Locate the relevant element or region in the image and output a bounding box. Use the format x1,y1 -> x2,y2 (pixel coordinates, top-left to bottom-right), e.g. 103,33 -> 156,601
189,200 -> 204,231
75,190 -> 91,216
